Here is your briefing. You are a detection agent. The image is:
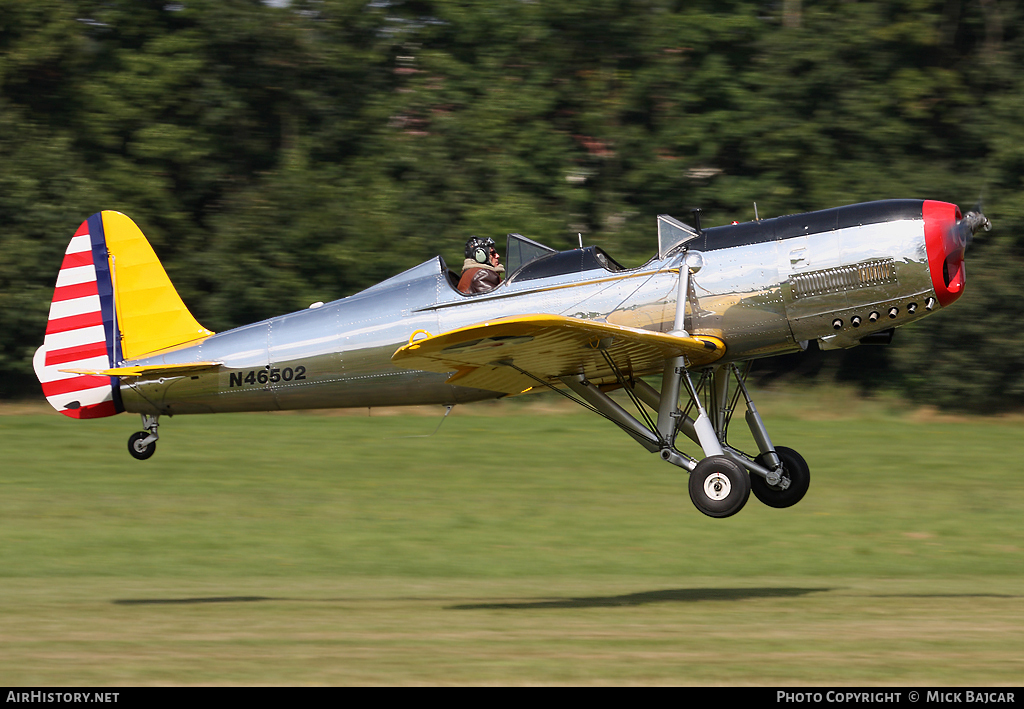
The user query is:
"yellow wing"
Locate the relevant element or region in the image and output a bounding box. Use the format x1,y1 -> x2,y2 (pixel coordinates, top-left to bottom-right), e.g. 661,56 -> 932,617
392,314 -> 724,394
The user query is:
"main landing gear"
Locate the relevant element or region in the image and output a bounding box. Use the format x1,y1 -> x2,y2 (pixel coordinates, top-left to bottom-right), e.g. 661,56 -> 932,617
689,456 -> 750,519
560,361 -> 809,518
750,445 -> 810,509
127,414 -> 159,460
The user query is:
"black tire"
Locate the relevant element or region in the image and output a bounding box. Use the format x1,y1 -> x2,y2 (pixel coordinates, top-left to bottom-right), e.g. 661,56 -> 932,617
127,431 -> 156,460
750,446 -> 810,508
688,455 -> 751,518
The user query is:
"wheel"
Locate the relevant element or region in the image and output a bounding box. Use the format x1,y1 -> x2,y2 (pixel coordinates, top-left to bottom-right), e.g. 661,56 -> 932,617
128,431 -> 156,460
750,446 -> 810,508
688,455 -> 751,518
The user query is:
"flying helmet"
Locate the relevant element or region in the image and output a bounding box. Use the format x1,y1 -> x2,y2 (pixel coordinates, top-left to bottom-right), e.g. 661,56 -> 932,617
465,236 -> 497,264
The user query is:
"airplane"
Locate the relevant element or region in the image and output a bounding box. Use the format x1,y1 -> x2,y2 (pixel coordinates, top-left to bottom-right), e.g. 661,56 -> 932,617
32,200 -> 991,518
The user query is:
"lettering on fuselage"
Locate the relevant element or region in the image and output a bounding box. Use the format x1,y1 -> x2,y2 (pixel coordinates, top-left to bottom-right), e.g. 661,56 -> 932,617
226,366 -> 306,388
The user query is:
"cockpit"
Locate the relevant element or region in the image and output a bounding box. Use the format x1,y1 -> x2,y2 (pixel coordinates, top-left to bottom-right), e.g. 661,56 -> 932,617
445,215 -> 699,296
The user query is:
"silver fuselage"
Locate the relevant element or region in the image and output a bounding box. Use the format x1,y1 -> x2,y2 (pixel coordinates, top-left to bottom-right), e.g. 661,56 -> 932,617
120,201 -> 942,416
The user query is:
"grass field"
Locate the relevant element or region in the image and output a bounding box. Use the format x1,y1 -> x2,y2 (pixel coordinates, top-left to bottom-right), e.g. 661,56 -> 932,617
1,389 -> 1021,685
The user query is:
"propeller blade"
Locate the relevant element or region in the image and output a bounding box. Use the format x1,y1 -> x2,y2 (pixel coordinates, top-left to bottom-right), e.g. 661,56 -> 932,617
959,210 -> 991,248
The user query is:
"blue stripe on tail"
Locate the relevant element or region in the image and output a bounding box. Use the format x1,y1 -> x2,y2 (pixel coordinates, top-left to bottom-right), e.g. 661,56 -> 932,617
86,212 -> 124,413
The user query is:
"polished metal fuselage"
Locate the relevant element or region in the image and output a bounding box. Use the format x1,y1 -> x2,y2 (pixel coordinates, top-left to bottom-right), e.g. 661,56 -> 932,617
120,204 -> 939,416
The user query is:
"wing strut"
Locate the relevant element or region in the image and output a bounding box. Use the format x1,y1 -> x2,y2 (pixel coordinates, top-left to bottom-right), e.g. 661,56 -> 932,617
496,358 -> 668,451
495,357 -> 696,467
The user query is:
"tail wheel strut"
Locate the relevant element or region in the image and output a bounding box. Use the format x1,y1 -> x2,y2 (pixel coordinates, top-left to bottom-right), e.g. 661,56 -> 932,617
128,414 -> 159,460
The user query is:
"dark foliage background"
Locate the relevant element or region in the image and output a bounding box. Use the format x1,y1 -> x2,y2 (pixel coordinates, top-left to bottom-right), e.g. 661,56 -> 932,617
2,0 -> 1022,410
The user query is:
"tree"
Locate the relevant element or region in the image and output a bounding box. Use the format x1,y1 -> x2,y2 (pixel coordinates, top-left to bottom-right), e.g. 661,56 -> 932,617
3,0 -> 1024,411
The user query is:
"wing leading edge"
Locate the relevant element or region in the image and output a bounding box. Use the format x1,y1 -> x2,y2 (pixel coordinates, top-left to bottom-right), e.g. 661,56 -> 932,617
391,314 -> 725,394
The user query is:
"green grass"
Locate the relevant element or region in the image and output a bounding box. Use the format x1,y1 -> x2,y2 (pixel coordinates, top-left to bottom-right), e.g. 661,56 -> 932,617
0,391 -> 1022,684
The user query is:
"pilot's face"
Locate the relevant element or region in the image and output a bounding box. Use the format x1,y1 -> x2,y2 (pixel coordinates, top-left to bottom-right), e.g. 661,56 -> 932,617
489,249 -> 500,266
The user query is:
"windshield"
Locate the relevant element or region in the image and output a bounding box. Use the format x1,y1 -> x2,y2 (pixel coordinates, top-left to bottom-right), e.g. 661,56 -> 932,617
505,233 -> 557,277
657,214 -> 700,258
508,246 -> 624,284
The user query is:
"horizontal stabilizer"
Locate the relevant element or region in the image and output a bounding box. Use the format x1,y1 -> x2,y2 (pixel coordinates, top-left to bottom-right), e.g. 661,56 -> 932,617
392,314 -> 724,394
59,362 -> 222,378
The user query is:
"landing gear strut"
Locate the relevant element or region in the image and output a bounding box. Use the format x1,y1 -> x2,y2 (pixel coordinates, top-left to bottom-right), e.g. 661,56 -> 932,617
560,361 -> 809,518
654,362 -> 810,516
127,414 -> 159,460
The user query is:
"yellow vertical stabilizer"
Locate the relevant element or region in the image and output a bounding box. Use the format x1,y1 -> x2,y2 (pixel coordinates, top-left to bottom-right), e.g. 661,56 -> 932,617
101,211 -> 214,360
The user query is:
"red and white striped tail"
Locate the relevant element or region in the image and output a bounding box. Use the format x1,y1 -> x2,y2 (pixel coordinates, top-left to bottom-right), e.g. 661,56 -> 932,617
32,218 -> 122,419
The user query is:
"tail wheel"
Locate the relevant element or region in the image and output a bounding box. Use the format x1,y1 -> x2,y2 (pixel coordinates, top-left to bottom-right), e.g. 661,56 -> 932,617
688,455 -> 750,518
751,446 -> 810,508
127,431 -> 156,460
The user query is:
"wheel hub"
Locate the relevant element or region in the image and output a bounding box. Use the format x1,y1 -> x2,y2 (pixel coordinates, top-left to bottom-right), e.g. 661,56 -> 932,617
703,472 -> 732,501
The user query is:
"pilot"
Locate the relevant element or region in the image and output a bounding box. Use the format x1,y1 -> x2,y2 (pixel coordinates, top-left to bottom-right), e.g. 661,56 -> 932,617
458,236 -> 504,294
